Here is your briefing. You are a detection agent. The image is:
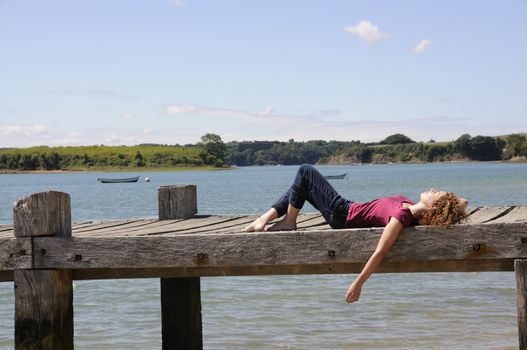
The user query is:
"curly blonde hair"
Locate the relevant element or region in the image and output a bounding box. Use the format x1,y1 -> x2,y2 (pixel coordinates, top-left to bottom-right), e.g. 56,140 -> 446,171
418,192 -> 468,226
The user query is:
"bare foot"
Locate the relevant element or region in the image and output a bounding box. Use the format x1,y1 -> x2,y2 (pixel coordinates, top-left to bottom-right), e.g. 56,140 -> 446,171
242,218 -> 267,232
266,219 -> 297,231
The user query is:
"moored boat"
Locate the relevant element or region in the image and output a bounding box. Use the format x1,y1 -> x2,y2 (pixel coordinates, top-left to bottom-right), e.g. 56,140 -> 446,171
323,173 -> 347,180
97,176 -> 141,183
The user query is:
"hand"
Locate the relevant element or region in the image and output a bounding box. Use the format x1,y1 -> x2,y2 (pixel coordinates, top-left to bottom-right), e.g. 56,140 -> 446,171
345,281 -> 362,304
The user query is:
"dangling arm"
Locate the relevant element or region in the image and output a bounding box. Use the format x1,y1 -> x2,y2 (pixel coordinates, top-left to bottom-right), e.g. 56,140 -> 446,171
345,217 -> 404,303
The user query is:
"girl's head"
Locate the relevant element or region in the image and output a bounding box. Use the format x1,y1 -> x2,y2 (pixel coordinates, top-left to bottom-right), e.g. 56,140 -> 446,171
418,190 -> 468,226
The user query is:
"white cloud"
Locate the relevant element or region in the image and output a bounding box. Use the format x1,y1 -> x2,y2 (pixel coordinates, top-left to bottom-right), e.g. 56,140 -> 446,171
122,113 -> 133,119
258,105 -> 275,115
0,124 -> 47,137
344,21 -> 387,44
49,132 -> 83,146
413,39 -> 432,53
105,132 -> 138,145
165,104 -> 300,125
166,105 -> 198,114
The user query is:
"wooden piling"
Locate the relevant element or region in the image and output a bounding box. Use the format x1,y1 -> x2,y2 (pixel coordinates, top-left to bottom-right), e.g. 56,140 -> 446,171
516,259 -> 527,349
158,185 -> 202,350
13,191 -> 73,350
158,185 -> 197,220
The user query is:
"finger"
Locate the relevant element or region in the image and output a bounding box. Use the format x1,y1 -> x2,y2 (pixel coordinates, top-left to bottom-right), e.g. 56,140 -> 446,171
345,293 -> 353,303
346,293 -> 359,303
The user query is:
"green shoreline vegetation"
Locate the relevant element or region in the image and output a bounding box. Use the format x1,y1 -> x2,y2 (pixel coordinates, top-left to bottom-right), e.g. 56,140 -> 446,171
0,133 -> 229,172
226,133 -> 527,166
1,133 -> 526,172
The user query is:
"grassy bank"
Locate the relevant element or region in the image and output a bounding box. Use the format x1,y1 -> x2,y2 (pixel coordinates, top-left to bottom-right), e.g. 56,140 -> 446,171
0,145 -> 224,171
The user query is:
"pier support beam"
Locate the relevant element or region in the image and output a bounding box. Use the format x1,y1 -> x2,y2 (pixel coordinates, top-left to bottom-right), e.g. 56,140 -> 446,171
13,191 -> 73,350
516,259 -> 527,350
159,185 -> 202,350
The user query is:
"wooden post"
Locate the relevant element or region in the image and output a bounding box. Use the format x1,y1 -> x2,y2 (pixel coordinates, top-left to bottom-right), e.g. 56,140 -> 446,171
158,185 -> 202,350
158,185 -> 197,220
516,259 -> 527,350
13,191 -> 73,350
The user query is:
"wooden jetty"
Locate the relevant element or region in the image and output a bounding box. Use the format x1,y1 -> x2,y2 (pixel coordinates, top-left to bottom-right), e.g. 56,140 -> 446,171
1,185 -> 527,349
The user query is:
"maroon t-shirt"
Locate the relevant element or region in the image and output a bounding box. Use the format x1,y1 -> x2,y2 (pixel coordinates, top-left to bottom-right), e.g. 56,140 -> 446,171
346,195 -> 417,228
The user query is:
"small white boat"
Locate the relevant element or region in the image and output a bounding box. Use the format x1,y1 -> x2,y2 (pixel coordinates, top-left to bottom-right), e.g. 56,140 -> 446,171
97,176 -> 141,183
323,173 -> 347,180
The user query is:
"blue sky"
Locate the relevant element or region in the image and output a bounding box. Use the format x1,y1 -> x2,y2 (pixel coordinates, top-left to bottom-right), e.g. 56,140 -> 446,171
1,0 -> 526,147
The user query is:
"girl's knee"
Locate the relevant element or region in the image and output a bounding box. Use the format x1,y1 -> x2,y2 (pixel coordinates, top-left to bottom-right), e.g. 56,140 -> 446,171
299,164 -> 315,173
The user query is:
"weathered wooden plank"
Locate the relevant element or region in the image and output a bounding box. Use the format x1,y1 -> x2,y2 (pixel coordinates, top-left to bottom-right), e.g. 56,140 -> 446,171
141,216 -> 245,236
515,259 -> 527,350
0,224 -> 13,232
0,258 -> 514,282
493,206 -> 527,223
0,237 -> 32,271
194,214 -> 326,234
79,219 -> 161,236
180,217 -> 255,235
72,219 -> 145,234
154,216 -> 254,235
71,220 -> 94,229
297,215 -> 329,229
72,220 -> 137,232
76,219 -> 185,237
466,206 -> 514,224
65,258 -> 514,280
0,229 -> 14,239
32,222 -> 527,271
100,216 -> 224,237
2,246 -> 520,283
72,220 -> 127,232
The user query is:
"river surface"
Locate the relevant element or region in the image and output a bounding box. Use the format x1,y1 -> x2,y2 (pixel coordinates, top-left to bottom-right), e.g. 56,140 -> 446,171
1,162 -> 526,349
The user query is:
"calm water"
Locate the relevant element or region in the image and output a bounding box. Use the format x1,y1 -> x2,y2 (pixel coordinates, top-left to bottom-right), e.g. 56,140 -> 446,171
1,162 -> 526,349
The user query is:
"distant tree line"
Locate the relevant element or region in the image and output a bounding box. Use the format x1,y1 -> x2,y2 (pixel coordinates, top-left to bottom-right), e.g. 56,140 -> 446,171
225,133 -> 527,165
1,133 -> 526,171
225,139 -> 359,165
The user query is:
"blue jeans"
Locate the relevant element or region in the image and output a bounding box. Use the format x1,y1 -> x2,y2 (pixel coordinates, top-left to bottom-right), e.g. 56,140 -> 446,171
272,164 -> 351,229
